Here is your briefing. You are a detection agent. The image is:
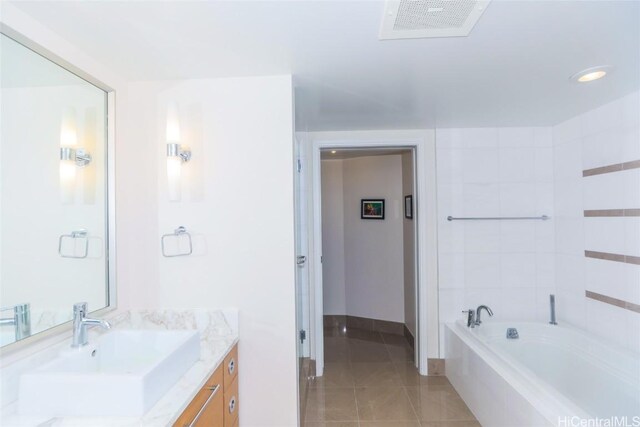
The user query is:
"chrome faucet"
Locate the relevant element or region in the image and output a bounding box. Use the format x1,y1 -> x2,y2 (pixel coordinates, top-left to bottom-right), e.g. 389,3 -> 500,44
0,303 -> 31,341
475,305 -> 493,326
71,302 -> 110,348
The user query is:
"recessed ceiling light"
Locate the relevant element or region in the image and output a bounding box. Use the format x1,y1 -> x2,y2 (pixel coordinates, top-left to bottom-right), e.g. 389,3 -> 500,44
331,150 -> 337,154
571,66 -> 613,83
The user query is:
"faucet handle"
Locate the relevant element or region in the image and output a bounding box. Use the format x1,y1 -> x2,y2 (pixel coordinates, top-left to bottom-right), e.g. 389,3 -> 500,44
73,302 -> 88,316
462,309 -> 476,327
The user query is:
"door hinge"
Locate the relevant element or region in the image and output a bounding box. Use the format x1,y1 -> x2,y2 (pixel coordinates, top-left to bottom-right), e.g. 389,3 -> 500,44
297,159 -> 302,173
299,329 -> 306,343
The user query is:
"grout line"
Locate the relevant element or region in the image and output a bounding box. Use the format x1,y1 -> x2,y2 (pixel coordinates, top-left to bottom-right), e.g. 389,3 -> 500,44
353,387 -> 360,426
403,384 -> 421,423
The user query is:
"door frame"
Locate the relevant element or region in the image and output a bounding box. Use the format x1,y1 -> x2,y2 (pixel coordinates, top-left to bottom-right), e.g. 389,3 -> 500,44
305,130 -> 439,376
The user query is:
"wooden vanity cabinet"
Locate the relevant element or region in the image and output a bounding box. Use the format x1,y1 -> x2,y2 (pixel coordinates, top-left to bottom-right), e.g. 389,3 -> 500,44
223,344 -> 239,427
174,344 -> 239,427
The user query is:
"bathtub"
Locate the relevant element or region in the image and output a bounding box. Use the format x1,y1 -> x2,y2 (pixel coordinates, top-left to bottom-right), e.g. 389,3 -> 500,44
445,321 -> 640,427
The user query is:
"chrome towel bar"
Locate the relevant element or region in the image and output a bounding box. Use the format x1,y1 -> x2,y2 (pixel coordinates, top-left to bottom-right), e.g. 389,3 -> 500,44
161,226 -> 193,257
447,215 -> 550,221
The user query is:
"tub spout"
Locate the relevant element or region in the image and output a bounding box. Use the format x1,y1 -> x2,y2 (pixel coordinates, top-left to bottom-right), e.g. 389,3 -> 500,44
475,305 -> 493,326
549,294 -> 557,325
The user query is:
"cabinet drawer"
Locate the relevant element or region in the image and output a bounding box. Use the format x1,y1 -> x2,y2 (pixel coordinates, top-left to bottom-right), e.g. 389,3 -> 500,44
174,366 -> 224,427
223,344 -> 238,389
224,376 -> 239,427
192,385 -> 223,427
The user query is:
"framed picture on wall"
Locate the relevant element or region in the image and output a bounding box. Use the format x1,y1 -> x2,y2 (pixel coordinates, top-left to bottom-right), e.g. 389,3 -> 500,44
361,199 -> 385,220
405,195 -> 413,219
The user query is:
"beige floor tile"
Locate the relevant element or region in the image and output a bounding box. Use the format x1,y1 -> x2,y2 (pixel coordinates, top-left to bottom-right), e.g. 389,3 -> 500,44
312,324 -> 479,426
355,386 -> 418,421
420,421 -> 481,427
325,337 -> 351,362
387,343 -> 415,362
311,363 -> 355,388
380,332 -> 412,346
405,386 -> 475,422
305,388 -> 358,422
304,422 -> 359,427
352,362 -> 404,387
344,328 -> 385,343
393,363 -> 454,388
349,341 -> 392,362
360,422 -> 421,427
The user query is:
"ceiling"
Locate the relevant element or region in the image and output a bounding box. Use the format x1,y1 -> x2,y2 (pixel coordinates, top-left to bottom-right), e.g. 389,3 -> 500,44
8,0 -> 640,130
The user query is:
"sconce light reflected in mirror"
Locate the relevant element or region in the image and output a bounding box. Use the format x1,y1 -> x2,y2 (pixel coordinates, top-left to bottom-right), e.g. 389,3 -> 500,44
166,102 -> 191,202
60,107 -> 92,204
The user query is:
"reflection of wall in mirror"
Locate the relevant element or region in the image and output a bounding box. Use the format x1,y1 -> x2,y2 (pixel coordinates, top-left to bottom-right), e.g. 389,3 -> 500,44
0,81 -> 108,342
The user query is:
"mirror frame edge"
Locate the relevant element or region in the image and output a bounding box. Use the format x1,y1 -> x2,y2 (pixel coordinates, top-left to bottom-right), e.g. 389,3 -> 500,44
0,28 -> 117,357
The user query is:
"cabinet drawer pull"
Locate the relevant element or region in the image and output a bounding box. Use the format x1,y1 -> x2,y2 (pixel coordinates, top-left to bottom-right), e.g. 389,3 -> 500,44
228,358 -> 235,375
188,384 -> 220,427
228,396 -> 237,414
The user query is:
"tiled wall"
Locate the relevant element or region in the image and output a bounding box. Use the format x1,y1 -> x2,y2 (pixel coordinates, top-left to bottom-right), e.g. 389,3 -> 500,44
436,127 -> 556,352
553,90 -> 640,353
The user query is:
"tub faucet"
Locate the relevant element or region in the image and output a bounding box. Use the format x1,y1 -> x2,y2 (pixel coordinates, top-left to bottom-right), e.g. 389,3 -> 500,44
549,294 -> 557,325
475,305 -> 493,326
71,302 -> 111,348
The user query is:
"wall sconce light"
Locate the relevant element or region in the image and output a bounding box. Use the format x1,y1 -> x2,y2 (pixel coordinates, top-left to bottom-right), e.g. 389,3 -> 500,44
166,102 -> 191,202
60,107 -> 91,203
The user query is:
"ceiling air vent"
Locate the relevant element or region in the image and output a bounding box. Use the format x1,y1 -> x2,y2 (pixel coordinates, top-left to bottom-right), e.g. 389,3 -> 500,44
379,0 -> 491,40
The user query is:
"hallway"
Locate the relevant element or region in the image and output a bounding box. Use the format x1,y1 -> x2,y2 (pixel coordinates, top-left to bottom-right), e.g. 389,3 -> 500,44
303,323 -> 480,426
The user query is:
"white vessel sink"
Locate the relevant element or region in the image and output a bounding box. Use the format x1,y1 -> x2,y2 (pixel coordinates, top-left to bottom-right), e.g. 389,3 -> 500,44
18,329 -> 200,417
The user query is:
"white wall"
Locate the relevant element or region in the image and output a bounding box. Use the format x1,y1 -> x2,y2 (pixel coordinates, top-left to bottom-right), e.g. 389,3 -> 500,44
343,155 -> 405,322
553,90 -> 640,353
321,159 -> 346,315
402,152 -> 416,336
436,127 -> 556,352
320,155 -> 405,323
120,76 -> 298,426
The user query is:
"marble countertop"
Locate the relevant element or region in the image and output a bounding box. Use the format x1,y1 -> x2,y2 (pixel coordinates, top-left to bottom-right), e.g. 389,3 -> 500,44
0,309 -> 238,427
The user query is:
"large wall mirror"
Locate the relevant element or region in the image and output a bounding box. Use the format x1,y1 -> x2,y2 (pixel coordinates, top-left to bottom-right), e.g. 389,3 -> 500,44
0,32 -> 113,349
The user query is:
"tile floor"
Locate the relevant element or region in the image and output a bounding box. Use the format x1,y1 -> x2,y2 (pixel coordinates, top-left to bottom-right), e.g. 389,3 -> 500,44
304,326 -> 480,427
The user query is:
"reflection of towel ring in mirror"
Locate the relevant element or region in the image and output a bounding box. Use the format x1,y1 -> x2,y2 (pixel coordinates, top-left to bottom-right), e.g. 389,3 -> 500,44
58,229 -> 89,259
161,226 -> 193,257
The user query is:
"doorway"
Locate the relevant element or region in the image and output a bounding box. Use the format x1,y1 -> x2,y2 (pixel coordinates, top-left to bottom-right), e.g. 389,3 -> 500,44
305,131 -> 440,378
320,148 -> 418,370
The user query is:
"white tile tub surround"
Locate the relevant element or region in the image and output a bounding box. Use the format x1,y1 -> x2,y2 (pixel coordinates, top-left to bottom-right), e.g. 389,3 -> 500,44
0,309 -> 237,427
436,127 -> 556,353
445,321 -> 640,427
553,90 -> 640,354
